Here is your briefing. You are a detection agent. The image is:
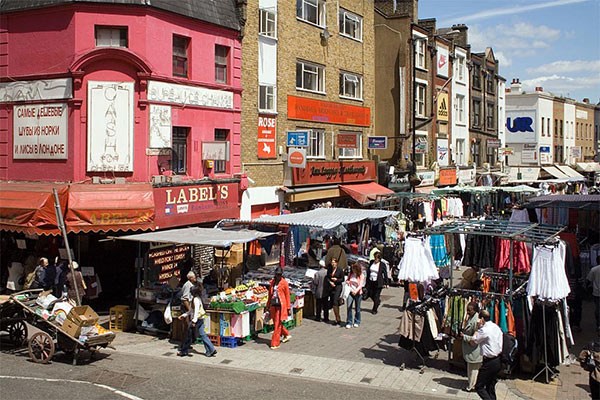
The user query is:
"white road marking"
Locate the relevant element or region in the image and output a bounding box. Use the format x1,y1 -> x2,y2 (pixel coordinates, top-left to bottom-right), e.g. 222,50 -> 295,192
0,375 -> 145,400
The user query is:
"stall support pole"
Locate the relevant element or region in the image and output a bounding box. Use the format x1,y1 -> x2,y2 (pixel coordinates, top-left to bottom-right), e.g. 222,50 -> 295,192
410,308 -> 426,367
532,304 -> 557,383
509,239 -> 514,301
52,188 -> 80,306
135,242 -> 142,331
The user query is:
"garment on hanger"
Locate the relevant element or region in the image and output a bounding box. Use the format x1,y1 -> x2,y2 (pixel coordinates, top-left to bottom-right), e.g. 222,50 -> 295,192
429,234 -> 450,268
509,208 -> 530,223
494,239 -> 531,274
527,240 -> 570,301
397,236 -> 439,282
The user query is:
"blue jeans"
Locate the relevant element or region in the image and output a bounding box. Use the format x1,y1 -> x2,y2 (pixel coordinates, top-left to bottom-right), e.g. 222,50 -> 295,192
196,317 -> 216,355
346,293 -> 361,325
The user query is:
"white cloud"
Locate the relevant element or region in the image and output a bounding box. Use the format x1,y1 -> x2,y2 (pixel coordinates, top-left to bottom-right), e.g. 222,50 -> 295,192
494,51 -> 512,67
521,74 -> 600,95
527,60 -> 600,74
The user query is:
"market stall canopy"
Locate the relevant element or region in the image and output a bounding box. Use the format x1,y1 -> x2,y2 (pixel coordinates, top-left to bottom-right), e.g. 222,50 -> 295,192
554,165 -> 585,180
507,167 -> 540,183
524,194 -> 600,211
65,184 -> 155,233
0,182 -> 67,235
431,185 -> 541,194
576,162 -> 600,173
112,227 -> 278,247
541,166 -> 570,180
339,182 -> 394,205
223,207 -> 397,229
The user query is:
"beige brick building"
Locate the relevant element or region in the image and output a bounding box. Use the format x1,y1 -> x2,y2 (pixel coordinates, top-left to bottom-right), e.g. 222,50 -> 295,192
239,0 -> 376,215
575,100 -> 596,162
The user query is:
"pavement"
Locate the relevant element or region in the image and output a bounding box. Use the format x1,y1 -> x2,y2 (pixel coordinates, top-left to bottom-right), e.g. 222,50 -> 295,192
111,279 -> 568,400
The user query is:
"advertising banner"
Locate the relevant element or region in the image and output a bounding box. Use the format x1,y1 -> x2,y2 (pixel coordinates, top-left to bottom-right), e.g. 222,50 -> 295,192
13,103 -> 68,159
287,95 -> 371,127
288,148 -> 307,169
257,115 -> 277,159
437,139 -> 449,167
505,110 -> 537,144
337,133 -> 358,148
436,46 -> 449,78
149,105 -> 172,148
436,92 -> 449,122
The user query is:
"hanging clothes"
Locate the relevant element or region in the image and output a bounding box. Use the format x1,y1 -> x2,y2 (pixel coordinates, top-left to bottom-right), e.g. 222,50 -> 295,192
527,240 -> 571,301
429,234 -> 450,268
397,236 -> 439,282
494,239 -> 531,274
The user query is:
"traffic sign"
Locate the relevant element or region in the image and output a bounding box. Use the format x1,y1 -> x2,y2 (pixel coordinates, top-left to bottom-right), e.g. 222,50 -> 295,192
287,131 -> 309,147
368,136 -> 388,150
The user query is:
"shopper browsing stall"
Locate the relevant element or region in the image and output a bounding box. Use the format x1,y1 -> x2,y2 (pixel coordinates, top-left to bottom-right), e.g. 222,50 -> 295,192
327,258 -> 344,325
367,252 -> 388,315
311,260 -> 330,322
267,267 -> 292,349
181,271 -> 197,313
346,262 -> 365,328
461,302 -> 483,393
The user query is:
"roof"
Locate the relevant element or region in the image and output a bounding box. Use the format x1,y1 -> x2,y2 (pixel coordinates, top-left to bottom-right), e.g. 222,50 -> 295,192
112,227 -> 277,247
0,0 -> 241,31
524,195 -> 600,211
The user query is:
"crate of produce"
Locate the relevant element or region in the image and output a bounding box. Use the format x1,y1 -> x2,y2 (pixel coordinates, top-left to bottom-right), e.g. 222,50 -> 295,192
261,324 -> 274,334
220,336 -> 238,349
109,306 -> 135,332
283,319 -> 296,330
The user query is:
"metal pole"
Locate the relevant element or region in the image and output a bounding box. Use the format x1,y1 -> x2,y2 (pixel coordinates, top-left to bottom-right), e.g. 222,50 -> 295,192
411,31 -> 417,193
509,239 -> 514,302
53,188 -> 81,306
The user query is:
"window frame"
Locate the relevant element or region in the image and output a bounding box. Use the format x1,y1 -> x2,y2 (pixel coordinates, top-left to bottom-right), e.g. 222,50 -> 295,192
486,70 -> 495,94
456,94 -> 465,124
172,35 -> 190,78
95,26 -> 128,48
415,39 -> 426,70
213,129 -> 230,174
259,84 -> 276,112
455,55 -> 465,82
296,0 -> 326,27
296,60 -> 325,94
338,8 -> 362,41
472,99 -> 481,128
456,138 -> 466,165
486,103 -> 495,130
414,133 -> 427,168
338,131 -> 363,159
339,71 -> 363,100
171,127 -> 189,174
215,45 -> 229,84
305,129 -> 325,159
259,8 -> 277,38
415,82 -> 426,118
472,64 -> 481,89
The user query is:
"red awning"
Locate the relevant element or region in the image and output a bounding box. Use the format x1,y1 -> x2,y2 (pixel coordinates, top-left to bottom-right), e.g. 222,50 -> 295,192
65,184 -> 155,233
339,182 -> 394,205
0,182 -> 68,235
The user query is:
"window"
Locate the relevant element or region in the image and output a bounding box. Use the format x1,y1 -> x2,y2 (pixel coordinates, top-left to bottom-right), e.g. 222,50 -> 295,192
259,85 -> 276,112
415,83 -> 426,117
339,8 -> 362,41
554,119 -> 558,137
171,127 -> 188,174
547,118 -> 550,137
472,65 -> 481,89
214,129 -> 229,173
472,99 -> 481,127
259,8 -> 277,38
296,60 -> 325,93
456,94 -> 465,124
95,26 -> 128,48
456,138 -> 466,165
338,132 -> 362,158
306,129 -> 325,158
455,55 -> 465,81
486,103 -> 495,129
173,35 -> 189,77
414,133 -> 427,167
560,119 -> 563,137
471,140 -> 481,166
415,39 -> 426,69
541,117 -> 545,136
296,0 -> 326,27
486,71 -> 495,93
339,72 -> 362,100
215,45 -> 229,84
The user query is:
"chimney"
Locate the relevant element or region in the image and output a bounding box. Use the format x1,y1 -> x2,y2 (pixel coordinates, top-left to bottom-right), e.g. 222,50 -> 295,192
535,86 -> 543,92
583,98 -> 590,104
451,24 -> 469,48
511,78 -> 522,94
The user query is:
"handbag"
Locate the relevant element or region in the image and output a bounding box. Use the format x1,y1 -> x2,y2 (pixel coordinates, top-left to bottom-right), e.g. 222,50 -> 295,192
271,295 -> 281,307
341,281 -> 351,301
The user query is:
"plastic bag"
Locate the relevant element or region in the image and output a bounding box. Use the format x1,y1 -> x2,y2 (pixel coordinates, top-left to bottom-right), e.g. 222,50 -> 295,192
341,282 -> 351,300
163,302 -> 173,324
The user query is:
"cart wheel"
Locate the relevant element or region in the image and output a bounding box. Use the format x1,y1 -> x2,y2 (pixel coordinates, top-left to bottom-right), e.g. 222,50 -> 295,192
7,321 -> 28,346
28,332 -> 55,364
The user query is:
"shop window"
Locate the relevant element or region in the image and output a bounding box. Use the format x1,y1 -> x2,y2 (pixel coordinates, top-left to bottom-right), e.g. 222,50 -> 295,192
173,35 -> 189,78
415,83 -> 426,117
215,45 -> 229,84
486,103 -> 495,130
171,127 -> 188,174
306,129 -> 325,158
259,8 -> 277,38
95,26 -> 128,48
338,132 -> 362,159
415,39 -> 426,69
339,8 -> 362,41
214,129 -> 229,173
472,99 -> 481,128
296,0 -> 326,27
339,71 -> 362,100
296,60 -> 325,93
259,85 -> 276,112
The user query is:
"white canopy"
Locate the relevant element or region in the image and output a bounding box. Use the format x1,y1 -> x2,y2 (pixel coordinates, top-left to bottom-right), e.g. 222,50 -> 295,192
554,164 -> 585,180
224,207 -> 397,229
112,227 -> 278,248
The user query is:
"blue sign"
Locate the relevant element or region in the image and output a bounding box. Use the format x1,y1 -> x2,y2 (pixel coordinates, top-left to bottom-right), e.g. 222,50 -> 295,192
506,117 -> 534,133
367,136 -> 388,150
539,146 -> 550,153
286,131 -> 309,147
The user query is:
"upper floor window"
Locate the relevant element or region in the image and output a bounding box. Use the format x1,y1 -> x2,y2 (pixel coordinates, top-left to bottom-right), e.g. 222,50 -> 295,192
338,132 -> 362,158
297,0 -> 326,27
259,85 -> 276,112
415,39 -> 426,69
339,8 -> 362,41
541,117 -> 545,136
486,71 -> 495,94
455,55 -> 465,81
456,94 -> 465,124
96,26 -> 128,48
215,45 -> 229,84
339,71 -> 362,100
554,119 -> 558,137
296,60 -> 325,93
171,127 -> 188,174
259,8 -> 277,38
472,99 -> 481,127
173,35 -> 189,77
307,129 -> 325,158
472,65 -> 481,89
486,103 -> 495,129
415,83 -> 426,117
214,129 -> 229,173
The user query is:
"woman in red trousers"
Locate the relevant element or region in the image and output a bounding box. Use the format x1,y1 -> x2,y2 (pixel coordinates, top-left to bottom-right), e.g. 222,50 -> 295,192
267,267 -> 292,349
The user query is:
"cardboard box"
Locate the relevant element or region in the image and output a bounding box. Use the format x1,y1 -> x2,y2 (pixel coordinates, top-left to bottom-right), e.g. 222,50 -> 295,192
62,319 -> 82,338
254,308 -> 265,331
68,306 -> 99,327
209,312 -> 220,336
294,308 -> 303,327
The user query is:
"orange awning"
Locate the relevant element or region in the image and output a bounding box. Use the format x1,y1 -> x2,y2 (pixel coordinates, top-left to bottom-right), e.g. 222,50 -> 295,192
0,182 -> 68,235
339,182 -> 394,205
65,184 -> 155,233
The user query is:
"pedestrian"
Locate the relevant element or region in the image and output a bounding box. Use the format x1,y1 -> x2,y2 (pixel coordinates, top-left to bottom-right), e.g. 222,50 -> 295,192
326,258 -> 344,325
267,267 -> 292,349
66,261 -> 87,305
587,255 -> 600,333
461,309 -> 503,400
367,252 -> 388,315
28,257 -> 49,290
325,237 -> 348,272
307,238 -> 322,268
345,262 -> 365,328
180,270 -> 197,314
177,285 -> 216,357
579,339 -> 600,400
311,260 -> 329,322
461,302 -> 483,392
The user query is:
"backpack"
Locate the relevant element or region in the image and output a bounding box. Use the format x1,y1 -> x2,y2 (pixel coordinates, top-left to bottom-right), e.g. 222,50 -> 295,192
501,332 -> 518,366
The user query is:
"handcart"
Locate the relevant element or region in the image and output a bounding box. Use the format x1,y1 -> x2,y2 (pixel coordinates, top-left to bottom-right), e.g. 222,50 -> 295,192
1,289 -> 115,365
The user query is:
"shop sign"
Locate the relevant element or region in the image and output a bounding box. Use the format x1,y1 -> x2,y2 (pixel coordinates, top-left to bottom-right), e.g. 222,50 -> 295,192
523,143 -> 536,150
436,45 -> 449,78
0,78 -> 72,103
202,141 -> 229,161
288,148 -> 306,169
257,115 -> 277,159
436,92 -> 449,122
147,80 -> 233,109
153,182 -> 239,228
415,137 -> 427,154
540,152 -> 551,164
487,138 -> 500,148
286,130 -> 309,147
147,244 -> 190,284
291,160 -> 376,186
337,133 -> 358,148
367,136 -> 388,149
437,139 -> 449,167
500,147 -> 514,155
571,146 -> 581,158
522,150 -> 537,163
416,170 -> 435,187
438,168 -> 457,186
13,103 -> 68,159
458,168 -> 475,184
505,110 -> 537,144
149,105 -> 172,148
509,167 -> 540,182
287,95 -> 371,127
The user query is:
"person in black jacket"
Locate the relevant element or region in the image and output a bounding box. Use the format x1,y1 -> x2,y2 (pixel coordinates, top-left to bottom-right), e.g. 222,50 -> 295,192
326,258 -> 345,326
366,252 -> 388,314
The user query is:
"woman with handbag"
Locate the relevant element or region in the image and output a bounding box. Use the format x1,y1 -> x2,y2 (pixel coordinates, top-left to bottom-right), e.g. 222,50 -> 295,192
267,267 -> 292,349
461,302 -> 482,392
327,258 -> 345,326
367,252 -> 388,314
346,262 -> 365,328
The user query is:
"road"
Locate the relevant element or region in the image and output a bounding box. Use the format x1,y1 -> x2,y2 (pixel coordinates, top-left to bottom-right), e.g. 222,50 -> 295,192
0,349 -> 447,400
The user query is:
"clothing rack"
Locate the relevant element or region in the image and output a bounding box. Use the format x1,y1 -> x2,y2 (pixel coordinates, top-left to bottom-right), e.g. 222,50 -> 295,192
532,299 -> 562,384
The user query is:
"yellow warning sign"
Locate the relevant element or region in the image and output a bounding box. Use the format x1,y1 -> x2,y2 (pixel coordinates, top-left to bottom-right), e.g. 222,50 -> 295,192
437,92 -> 448,122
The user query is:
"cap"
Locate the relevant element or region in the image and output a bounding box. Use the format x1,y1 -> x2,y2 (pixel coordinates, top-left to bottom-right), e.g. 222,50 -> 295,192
274,266 -> 283,276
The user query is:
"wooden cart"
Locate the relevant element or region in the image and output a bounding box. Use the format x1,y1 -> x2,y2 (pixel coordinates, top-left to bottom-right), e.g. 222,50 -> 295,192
1,290 -> 115,365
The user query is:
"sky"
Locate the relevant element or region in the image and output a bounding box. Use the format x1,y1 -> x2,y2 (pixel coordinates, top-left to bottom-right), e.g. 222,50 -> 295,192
419,0 -> 600,103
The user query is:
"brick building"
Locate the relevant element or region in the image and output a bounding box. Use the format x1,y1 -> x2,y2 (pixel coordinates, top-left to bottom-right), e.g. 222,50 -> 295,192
575,100 -> 596,162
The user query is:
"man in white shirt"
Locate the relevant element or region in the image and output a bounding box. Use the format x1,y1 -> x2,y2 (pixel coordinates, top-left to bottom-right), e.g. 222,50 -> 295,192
462,310 -> 503,400
587,256 -> 600,332
180,271 -> 197,313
